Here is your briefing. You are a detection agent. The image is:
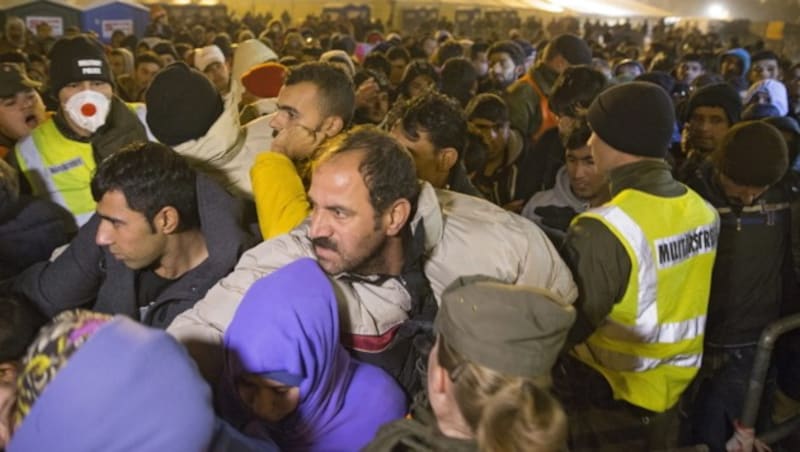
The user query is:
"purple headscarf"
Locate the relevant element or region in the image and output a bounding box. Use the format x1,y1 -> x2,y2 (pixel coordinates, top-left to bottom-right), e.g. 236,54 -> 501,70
9,315 -> 216,452
223,258 -> 407,451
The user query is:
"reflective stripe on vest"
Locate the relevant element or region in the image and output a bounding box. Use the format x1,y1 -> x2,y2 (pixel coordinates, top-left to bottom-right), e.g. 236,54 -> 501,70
571,188 -> 719,412
591,206 -> 708,346
15,118 -> 97,227
576,344 -> 703,372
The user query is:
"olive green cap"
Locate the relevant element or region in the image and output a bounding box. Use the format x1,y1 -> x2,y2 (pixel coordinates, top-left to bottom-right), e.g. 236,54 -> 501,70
435,276 -> 575,378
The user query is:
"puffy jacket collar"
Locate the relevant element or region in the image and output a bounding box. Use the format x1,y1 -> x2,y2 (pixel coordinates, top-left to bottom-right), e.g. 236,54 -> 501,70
410,182 -> 443,254
173,96 -> 245,168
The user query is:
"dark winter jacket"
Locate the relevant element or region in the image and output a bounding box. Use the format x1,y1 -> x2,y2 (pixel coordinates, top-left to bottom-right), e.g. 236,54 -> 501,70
13,174 -> 253,328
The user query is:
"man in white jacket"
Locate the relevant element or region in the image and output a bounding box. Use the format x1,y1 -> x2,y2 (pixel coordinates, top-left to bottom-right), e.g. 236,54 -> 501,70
146,62 -> 273,200
168,126 -> 578,391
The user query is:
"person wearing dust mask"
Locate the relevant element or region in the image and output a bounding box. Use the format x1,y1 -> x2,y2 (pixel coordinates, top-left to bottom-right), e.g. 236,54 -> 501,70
14,34 -> 150,228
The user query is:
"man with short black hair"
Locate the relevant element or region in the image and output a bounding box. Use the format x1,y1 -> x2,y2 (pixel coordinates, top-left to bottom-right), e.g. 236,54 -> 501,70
528,65 -> 608,192
389,91 -> 482,197
466,93 -> 536,209
250,61 -> 355,240
676,53 -> 706,86
749,50 -> 783,84
522,118 -> 609,242
13,141 -> 252,328
116,50 -> 163,102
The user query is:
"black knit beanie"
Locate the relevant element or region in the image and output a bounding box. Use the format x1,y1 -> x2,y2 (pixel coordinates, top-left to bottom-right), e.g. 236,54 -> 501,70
49,35 -> 113,95
549,34 -> 593,66
685,83 -> 742,124
712,121 -> 788,187
145,62 -> 224,146
635,71 -> 675,95
587,81 -> 675,158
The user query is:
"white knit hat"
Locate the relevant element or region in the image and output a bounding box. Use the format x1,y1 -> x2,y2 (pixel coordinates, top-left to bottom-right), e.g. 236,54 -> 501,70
194,45 -> 225,72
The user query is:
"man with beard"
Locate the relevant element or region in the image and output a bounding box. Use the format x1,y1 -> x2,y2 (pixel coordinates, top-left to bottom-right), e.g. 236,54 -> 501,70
677,83 -> 742,181
169,126 -> 577,398
466,93 -> 536,210
484,40 -> 525,93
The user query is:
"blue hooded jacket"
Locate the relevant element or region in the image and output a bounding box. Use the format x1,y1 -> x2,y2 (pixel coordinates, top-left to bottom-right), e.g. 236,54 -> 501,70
722,48 -> 751,76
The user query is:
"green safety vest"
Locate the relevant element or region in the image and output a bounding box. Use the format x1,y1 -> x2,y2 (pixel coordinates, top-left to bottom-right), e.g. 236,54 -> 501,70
572,188 -> 719,413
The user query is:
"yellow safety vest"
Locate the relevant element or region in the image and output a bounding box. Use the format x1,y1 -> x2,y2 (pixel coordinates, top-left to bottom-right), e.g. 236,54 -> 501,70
15,118 -> 97,227
571,188 -> 719,413
14,103 -> 150,228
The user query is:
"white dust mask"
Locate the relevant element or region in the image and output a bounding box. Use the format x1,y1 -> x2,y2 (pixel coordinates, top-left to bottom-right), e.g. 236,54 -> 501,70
64,89 -> 110,133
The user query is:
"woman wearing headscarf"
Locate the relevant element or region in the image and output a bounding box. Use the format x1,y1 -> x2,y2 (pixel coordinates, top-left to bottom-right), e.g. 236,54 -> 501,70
221,258 -> 407,451
9,309 -> 275,452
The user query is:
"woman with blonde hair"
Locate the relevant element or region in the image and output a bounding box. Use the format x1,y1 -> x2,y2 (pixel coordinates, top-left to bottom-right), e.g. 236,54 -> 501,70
366,276 -> 575,452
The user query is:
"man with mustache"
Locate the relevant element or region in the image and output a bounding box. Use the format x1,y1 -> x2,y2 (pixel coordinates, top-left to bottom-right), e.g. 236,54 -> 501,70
169,126 -> 577,397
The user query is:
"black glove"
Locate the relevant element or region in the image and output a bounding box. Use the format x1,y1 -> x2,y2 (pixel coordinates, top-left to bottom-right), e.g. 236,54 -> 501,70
534,205 -> 579,231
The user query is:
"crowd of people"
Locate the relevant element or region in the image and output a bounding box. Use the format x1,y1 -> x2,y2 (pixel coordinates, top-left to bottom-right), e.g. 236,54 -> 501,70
0,4 -> 799,451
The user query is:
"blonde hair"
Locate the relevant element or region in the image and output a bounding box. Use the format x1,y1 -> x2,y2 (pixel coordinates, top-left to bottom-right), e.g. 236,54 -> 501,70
437,336 -> 567,452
